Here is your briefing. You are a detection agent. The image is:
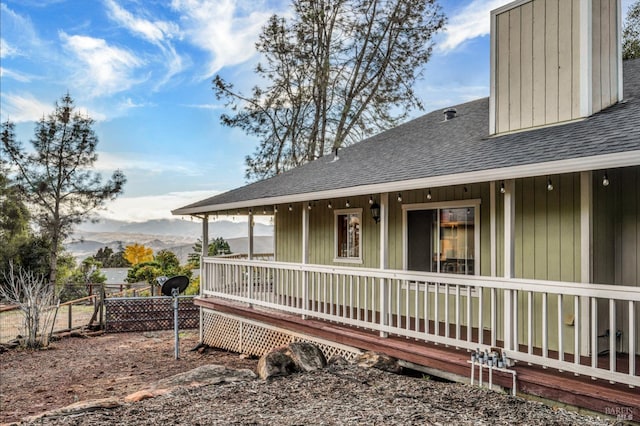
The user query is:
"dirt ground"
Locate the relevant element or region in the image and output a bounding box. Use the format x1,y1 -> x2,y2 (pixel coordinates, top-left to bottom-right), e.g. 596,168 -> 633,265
0,330 -> 257,424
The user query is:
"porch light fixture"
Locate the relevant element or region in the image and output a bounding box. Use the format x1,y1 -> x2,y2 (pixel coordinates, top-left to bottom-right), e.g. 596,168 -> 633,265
328,200 -> 333,209
308,202 -> 312,210
288,204 -> 293,211
274,205 -> 278,213
346,200 -> 350,208
602,172 -> 610,187
263,207 -> 266,214
500,182 -> 505,194
427,189 -> 432,200
369,195 -> 374,205
547,178 -> 554,191
248,208 -> 252,215
370,201 -> 381,223
397,193 -> 402,202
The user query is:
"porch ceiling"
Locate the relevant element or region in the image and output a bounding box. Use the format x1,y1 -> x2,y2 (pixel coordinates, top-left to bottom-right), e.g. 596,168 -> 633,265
173,59 -> 640,217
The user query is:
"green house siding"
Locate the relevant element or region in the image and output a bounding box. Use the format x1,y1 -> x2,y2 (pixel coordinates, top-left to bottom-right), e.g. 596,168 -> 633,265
514,174 -> 582,282
275,204 -> 302,263
272,169 -> 638,355
592,166 -> 640,353
510,173 -> 582,352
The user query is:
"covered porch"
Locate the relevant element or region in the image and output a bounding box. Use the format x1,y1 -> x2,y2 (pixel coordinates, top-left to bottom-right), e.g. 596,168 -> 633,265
196,256 -> 639,417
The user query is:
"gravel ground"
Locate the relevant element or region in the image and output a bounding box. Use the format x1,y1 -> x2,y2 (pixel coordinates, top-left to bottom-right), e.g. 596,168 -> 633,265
24,364 -> 615,426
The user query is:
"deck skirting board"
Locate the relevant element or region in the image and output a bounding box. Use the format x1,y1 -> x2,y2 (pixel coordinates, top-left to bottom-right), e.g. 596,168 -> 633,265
201,308 -> 362,361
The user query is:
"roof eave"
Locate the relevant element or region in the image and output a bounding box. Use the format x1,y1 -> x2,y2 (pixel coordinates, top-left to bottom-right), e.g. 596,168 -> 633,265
171,150 -> 640,216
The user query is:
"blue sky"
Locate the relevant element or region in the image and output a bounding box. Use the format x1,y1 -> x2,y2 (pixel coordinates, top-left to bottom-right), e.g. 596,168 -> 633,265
1,0 -> 633,223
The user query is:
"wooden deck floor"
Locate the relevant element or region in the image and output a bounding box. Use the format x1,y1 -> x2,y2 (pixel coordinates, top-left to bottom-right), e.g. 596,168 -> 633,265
196,297 -> 639,421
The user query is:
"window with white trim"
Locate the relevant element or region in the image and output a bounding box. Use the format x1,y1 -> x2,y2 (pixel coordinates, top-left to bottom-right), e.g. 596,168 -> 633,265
334,209 -> 361,262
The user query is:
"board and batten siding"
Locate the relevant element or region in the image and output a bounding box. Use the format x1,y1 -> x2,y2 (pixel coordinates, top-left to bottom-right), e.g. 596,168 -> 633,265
591,0 -> 621,113
592,166 -> 640,353
511,173 -> 582,352
492,0 -> 620,135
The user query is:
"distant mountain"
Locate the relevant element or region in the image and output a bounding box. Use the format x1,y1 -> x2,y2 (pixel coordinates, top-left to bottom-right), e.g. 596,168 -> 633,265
66,218 -> 273,263
75,218 -> 273,239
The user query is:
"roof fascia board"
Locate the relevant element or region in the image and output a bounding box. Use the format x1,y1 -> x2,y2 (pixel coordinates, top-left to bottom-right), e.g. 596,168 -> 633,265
171,150 -> 640,215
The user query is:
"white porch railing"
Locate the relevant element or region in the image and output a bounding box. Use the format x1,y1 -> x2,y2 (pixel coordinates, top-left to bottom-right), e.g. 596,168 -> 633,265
201,257 -> 640,388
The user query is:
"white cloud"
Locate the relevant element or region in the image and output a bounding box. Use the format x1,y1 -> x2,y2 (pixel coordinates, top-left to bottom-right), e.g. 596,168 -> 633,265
0,92 -> 107,123
95,151 -> 202,177
419,84 -> 490,113
439,0 -> 507,52
99,190 -> 221,222
171,0 -> 278,78
104,0 -> 181,44
0,66 -> 34,83
0,92 -> 54,122
0,4 -> 41,54
0,38 -> 20,58
60,32 -> 145,97
104,0 -> 185,87
181,103 -> 224,110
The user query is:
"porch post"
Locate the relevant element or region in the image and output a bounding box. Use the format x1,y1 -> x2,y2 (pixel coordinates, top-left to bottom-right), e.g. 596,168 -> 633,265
247,212 -> 254,260
200,214 -> 208,343
202,215 -> 209,257
379,192 -> 389,338
302,205 -> 309,319
490,181 -> 497,277
503,179 -> 516,351
580,171 -> 592,356
247,212 -> 254,303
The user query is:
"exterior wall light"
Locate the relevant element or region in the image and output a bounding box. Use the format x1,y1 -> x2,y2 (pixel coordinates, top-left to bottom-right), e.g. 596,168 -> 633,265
500,182 -> 505,194
427,189 -> 432,200
397,193 -> 402,202
602,172 -> 610,187
346,200 -> 350,208
370,201 -> 380,223
288,204 -> 293,211
547,178 -> 554,191
328,200 -> 333,209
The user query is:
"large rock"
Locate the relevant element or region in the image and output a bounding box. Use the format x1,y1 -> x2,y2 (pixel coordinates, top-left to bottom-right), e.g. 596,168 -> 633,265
125,364 -> 256,402
24,397 -> 122,422
283,342 -> 327,372
154,364 -> 256,388
257,348 -> 297,379
355,351 -> 402,374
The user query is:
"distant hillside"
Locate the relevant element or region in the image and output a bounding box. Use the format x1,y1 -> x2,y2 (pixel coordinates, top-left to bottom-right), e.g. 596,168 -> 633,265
65,218 -> 273,263
75,218 -> 273,239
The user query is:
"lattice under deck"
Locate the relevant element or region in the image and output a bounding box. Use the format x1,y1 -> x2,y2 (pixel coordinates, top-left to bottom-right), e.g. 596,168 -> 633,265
202,308 -> 361,361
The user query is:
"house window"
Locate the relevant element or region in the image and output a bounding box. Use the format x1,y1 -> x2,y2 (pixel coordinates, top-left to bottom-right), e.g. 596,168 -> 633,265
334,209 -> 362,262
405,201 -> 479,275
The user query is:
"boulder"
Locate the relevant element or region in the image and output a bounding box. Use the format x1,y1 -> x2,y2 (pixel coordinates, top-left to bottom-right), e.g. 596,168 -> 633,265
24,397 -> 121,422
355,351 -> 402,374
155,364 -> 256,388
283,342 -> 327,372
257,348 -> 297,379
327,354 -> 350,366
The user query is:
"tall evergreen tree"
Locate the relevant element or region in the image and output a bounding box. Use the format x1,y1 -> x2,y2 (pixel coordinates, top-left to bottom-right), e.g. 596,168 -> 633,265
214,0 -> 446,181
1,94 -> 126,285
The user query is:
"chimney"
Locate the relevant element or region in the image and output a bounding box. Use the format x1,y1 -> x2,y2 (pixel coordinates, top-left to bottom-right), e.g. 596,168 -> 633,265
490,0 -> 623,135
